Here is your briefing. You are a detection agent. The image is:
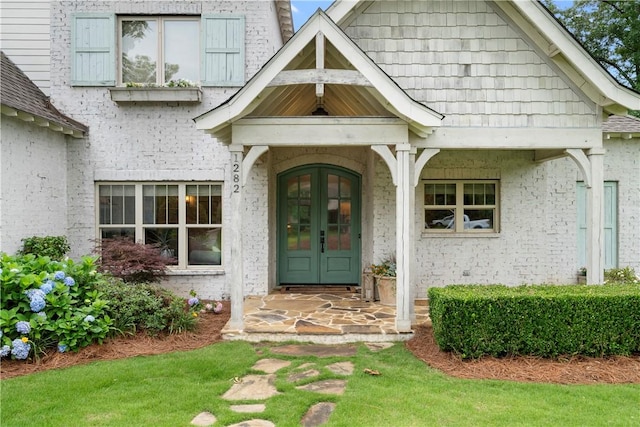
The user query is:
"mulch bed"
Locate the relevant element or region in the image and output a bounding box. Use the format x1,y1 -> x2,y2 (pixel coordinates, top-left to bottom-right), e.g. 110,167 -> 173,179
2,302 -> 639,384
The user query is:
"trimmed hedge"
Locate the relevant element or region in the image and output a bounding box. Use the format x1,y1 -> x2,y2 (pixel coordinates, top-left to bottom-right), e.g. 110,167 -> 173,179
428,284 -> 640,359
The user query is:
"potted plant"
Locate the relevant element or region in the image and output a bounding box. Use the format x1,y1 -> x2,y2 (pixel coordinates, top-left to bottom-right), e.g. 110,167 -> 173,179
371,255 -> 396,306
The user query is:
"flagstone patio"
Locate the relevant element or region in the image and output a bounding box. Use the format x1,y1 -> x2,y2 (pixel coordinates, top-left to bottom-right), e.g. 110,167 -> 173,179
221,291 -> 430,343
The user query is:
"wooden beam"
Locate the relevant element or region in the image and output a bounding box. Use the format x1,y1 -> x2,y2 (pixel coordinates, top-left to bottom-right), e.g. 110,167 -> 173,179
316,32 -> 325,97
267,69 -> 372,87
232,117 -> 407,147
1,105 -> 18,116
419,127 -> 601,150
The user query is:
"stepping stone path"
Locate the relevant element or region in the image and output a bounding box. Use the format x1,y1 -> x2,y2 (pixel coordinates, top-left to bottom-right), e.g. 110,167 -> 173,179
191,342 -> 388,426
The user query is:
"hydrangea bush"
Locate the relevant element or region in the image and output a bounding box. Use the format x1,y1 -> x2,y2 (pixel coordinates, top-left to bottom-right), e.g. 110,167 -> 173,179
0,253 -> 113,360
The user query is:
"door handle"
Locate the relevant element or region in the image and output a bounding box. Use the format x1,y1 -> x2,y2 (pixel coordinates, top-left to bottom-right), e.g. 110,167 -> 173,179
320,230 -> 325,253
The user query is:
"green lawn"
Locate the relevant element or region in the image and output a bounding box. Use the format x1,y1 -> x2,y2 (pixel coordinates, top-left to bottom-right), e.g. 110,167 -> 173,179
1,341 -> 638,427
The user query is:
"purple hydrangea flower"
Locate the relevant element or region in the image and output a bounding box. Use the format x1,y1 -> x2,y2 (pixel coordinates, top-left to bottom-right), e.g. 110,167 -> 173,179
57,343 -> 68,353
11,339 -> 30,360
64,277 -> 75,286
83,315 -> 95,323
30,295 -> 46,312
16,321 -> 31,334
40,280 -> 55,294
0,345 -> 10,358
188,297 -> 199,307
53,271 -> 66,280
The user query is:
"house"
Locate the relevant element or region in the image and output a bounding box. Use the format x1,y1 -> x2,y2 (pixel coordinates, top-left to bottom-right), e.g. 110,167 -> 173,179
1,1 -> 639,335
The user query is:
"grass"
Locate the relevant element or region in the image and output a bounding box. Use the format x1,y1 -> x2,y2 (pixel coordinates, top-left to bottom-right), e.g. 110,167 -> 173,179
1,341 -> 638,427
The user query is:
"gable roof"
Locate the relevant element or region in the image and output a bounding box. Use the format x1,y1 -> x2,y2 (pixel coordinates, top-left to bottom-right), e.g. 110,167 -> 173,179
327,0 -> 640,115
1,51 -> 87,138
276,0 -> 294,43
194,10 -> 443,141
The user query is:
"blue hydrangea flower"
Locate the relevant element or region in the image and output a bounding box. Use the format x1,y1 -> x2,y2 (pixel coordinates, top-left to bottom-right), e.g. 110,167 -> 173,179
40,280 -> 55,294
25,289 -> 46,300
0,345 -> 10,358
30,295 -> 46,312
16,321 -> 31,334
0,330 -> 3,338
188,297 -> 199,306
36,311 -> 47,320
0,268 -> 3,274
64,277 -> 75,286
11,339 -> 30,360
84,315 -> 95,323
57,343 -> 68,353
53,271 -> 66,280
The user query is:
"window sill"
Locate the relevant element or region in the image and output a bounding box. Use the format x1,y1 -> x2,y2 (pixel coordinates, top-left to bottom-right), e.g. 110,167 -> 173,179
166,268 -> 225,276
421,231 -> 500,238
110,87 -> 202,103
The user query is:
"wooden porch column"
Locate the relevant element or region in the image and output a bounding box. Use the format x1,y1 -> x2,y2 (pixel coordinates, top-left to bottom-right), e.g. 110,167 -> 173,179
228,145 -> 245,330
587,148 -> 606,284
395,143 -> 412,332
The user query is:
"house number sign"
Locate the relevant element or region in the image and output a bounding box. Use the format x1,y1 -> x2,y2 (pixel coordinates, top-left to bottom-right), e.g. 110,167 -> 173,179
232,153 -> 241,193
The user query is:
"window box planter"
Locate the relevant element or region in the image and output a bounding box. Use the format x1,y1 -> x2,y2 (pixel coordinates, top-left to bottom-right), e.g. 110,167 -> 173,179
110,87 -> 202,103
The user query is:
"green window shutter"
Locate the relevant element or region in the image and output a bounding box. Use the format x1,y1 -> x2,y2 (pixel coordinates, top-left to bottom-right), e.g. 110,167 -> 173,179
577,181 -> 618,270
201,15 -> 245,87
71,13 -> 115,86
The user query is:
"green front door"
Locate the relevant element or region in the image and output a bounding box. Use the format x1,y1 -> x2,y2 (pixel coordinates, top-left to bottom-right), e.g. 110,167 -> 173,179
278,165 -> 361,285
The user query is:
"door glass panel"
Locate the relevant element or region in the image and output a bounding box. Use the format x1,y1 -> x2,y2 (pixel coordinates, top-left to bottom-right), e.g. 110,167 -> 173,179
299,174 -> 311,197
340,177 -> 351,197
327,225 -> 339,251
340,225 -> 351,250
327,199 -> 339,223
299,225 -> 311,250
327,174 -> 339,198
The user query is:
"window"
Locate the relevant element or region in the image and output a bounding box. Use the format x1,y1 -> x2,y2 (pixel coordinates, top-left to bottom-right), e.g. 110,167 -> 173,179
120,17 -> 200,85
71,13 -> 245,87
424,181 -> 498,233
98,183 -> 222,268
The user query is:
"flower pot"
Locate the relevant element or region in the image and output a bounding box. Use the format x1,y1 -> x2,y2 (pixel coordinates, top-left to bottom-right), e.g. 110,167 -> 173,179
375,276 -> 396,306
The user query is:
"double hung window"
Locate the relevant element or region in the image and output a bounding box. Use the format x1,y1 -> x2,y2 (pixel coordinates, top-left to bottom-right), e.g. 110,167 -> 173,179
424,181 -> 498,233
98,183 -> 222,268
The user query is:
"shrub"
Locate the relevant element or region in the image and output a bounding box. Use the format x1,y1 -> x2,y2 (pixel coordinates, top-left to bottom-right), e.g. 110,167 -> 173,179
95,237 -> 174,283
19,236 -> 70,261
93,279 -> 198,335
605,266 -> 639,284
428,284 -> 640,359
0,253 -> 113,360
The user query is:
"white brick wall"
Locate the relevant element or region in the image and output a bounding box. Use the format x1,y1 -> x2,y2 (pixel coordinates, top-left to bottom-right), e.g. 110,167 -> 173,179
344,0 -> 597,128
48,1 -> 284,299
0,117 -> 68,253
602,138 -> 640,272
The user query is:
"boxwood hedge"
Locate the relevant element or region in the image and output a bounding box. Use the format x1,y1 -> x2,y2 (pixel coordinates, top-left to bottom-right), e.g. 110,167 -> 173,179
428,284 -> 640,359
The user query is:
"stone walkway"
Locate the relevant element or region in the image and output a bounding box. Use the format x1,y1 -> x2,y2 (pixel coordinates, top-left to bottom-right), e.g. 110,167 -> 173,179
190,342 -> 394,427
222,292 -> 430,344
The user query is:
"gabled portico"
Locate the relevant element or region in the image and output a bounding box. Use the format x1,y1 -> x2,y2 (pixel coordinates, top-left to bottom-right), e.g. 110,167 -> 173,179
194,10 -> 443,334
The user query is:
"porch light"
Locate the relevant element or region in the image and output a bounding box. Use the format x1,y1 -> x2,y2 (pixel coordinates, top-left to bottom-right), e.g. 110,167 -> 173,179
312,96 -> 329,116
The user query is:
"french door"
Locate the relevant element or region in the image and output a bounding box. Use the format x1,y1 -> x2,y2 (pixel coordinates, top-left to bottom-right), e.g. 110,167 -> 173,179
278,165 -> 361,285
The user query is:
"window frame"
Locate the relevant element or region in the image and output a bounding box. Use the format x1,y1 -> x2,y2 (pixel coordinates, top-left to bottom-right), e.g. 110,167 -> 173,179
423,180 -> 499,234
117,16 -> 200,86
96,182 -> 223,269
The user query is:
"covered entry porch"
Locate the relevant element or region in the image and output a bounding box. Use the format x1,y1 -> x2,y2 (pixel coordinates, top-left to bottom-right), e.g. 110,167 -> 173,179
221,290 -> 431,343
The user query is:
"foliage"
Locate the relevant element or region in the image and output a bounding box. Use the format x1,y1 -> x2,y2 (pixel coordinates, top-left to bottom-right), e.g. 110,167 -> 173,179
19,236 -> 70,261
370,255 -> 396,277
0,253 -> 113,360
544,0 -> 640,116
604,266 -> 639,284
93,279 -> 198,335
429,283 -> 640,359
95,237 -> 173,283
2,342 -> 639,427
